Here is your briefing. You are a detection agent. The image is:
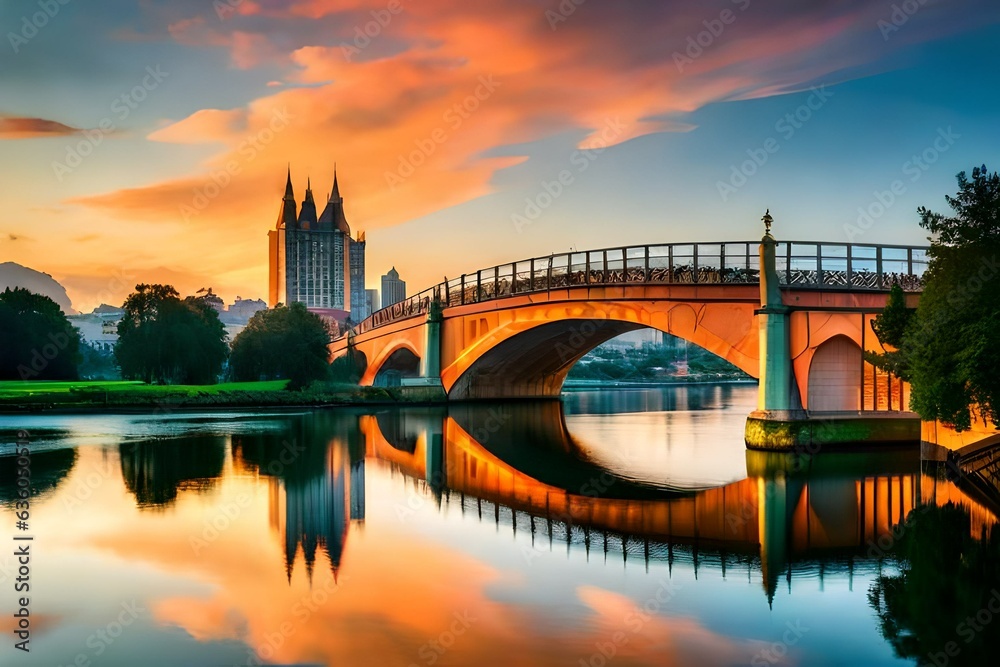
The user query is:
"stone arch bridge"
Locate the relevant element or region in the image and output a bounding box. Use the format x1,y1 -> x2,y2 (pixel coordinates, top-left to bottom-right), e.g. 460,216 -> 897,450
330,236 -> 927,448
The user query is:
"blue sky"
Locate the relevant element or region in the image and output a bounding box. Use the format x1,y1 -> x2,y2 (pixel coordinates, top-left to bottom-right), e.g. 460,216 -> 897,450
0,0 -> 998,309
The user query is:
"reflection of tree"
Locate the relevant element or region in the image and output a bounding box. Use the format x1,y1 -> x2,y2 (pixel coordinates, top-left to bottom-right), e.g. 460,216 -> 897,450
119,436 -> 225,508
868,503 -> 1000,666
0,448 -> 77,506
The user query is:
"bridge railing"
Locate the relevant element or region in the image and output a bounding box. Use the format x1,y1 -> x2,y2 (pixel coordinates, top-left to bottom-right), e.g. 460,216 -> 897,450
346,240 -> 928,337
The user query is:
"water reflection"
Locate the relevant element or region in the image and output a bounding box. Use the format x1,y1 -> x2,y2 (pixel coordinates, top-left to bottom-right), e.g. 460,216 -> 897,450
869,503 -> 1000,667
119,436 -> 226,508
2,389 -> 999,667
0,446 -> 76,506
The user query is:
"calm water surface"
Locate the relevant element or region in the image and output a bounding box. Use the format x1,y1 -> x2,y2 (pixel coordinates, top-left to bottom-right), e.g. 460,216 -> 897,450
1,384 -> 998,667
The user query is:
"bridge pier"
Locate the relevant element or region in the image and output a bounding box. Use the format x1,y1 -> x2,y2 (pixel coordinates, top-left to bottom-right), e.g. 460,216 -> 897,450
745,224 -> 919,450
400,298 -> 447,399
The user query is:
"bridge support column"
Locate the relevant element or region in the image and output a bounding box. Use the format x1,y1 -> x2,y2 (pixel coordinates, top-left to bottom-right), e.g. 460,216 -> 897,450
400,298 -> 447,399
755,228 -> 803,417
745,221 -> 919,450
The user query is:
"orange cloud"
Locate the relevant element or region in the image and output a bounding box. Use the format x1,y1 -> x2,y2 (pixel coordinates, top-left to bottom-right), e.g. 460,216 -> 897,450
0,115 -> 81,140
56,0 -> 982,302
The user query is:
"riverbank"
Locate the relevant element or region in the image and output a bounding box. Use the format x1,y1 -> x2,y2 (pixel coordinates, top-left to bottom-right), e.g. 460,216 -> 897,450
563,378 -> 757,390
0,380 -> 444,413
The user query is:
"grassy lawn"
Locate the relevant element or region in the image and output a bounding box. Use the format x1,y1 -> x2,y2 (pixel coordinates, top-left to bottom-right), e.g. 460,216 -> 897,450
0,379 -> 437,410
0,379 -> 289,399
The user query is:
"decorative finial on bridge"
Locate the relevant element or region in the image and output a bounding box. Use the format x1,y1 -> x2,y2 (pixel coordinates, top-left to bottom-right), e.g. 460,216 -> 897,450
762,209 -> 773,236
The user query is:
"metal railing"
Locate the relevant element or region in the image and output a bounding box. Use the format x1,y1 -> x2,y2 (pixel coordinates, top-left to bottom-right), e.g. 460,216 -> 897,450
345,241 -> 929,337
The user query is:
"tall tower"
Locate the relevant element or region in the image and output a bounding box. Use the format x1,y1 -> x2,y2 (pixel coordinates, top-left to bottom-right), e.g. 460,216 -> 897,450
349,231 -> 367,320
267,168 -> 297,307
381,267 -> 406,308
269,167 -> 356,312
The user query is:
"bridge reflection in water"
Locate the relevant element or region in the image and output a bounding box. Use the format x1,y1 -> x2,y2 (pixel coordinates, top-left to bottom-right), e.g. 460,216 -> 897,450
353,402 -> 997,604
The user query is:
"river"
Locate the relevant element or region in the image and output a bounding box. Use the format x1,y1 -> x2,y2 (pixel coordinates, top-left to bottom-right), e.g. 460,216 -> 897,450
1,384 -> 997,666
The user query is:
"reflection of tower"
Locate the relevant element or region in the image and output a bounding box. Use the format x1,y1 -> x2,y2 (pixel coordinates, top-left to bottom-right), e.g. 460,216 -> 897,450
350,459 -> 365,523
270,443 -> 366,582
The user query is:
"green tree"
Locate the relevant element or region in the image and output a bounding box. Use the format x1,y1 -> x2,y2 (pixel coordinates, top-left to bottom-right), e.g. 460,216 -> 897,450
229,302 -> 330,390
115,284 -> 228,384
869,166 -> 1000,430
0,287 -> 81,380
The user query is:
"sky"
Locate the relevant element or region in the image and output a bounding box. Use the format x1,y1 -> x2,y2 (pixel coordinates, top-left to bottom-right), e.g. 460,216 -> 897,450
1,0 -> 999,312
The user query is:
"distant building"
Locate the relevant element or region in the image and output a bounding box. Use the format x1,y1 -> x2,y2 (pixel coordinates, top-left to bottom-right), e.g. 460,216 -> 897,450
381,267 -> 406,308
268,168 -> 364,316
195,287 -> 225,313
349,232 -> 367,320
365,289 -> 380,316
68,305 -> 124,351
228,297 -> 267,322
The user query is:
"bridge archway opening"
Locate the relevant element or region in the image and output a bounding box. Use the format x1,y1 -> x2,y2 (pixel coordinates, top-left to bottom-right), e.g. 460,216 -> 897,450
807,335 -> 862,412
448,319 -> 753,401
568,329 -> 751,386
373,348 -> 421,387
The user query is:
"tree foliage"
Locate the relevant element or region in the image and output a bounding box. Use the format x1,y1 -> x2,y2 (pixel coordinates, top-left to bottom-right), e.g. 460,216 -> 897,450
228,302 -> 331,390
870,165 -> 1000,430
0,287 -> 81,380
115,284 -> 228,384
918,164 -> 1000,248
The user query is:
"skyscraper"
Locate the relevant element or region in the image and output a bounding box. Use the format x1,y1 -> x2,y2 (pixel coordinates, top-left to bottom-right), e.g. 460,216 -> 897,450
268,168 -> 364,313
380,267 -> 406,308
365,288 -> 380,316
349,231 -> 367,320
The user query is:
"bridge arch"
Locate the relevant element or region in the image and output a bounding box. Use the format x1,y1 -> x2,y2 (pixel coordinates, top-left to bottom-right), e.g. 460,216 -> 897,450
441,299 -> 759,400
806,335 -> 862,412
364,340 -> 422,387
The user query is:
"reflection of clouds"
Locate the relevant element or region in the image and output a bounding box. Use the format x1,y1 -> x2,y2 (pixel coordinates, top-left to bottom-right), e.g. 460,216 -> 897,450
565,386 -> 756,489
577,585 -> 785,667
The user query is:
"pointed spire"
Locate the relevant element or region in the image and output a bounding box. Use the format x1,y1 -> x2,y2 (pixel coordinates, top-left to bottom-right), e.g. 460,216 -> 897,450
277,167 -> 297,229
284,166 -> 294,200
331,163 -> 341,200
297,176 -> 318,227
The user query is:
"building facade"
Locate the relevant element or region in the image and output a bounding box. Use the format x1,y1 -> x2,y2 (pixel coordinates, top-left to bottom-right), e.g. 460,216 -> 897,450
365,289 -> 380,317
349,232 -> 367,321
380,267 -> 406,308
268,168 -> 366,316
